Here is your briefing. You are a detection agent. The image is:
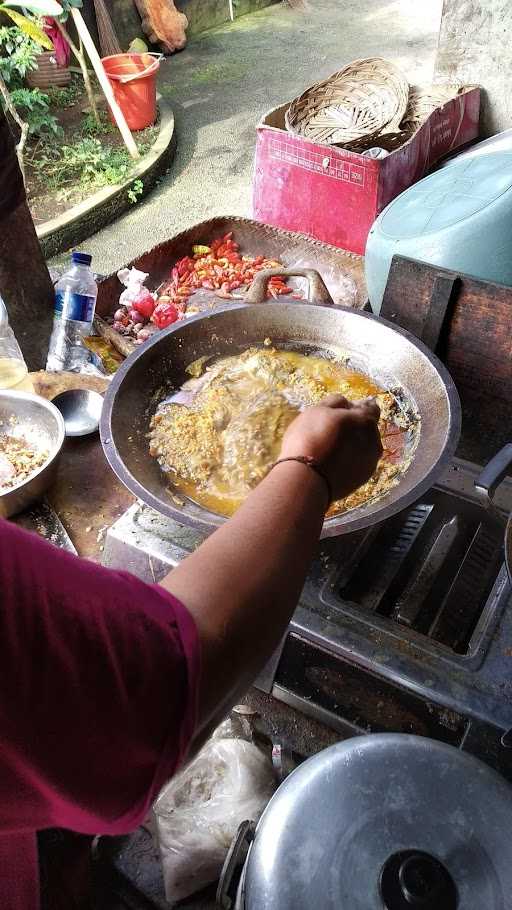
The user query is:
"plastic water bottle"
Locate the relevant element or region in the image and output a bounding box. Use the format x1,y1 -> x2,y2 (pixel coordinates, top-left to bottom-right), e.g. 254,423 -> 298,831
46,252 -> 98,372
0,295 -> 33,392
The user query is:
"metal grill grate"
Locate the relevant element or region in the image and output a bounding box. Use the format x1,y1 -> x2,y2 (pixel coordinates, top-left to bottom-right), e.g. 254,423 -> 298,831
335,491 -> 504,655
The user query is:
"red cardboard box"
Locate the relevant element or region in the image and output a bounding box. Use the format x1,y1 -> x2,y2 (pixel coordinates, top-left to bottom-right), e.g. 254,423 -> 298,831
253,87 -> 480,255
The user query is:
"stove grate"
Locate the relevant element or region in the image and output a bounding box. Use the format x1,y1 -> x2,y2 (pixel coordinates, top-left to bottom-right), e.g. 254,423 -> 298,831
334,491 -> 505,656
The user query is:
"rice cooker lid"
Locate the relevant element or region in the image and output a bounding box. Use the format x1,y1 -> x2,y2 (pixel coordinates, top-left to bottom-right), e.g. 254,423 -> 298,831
242,734 -> 512,910
379,153 -> 512,239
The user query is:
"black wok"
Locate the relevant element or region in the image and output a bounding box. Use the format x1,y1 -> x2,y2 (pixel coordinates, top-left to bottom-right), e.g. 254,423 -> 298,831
101,269 -> 461,538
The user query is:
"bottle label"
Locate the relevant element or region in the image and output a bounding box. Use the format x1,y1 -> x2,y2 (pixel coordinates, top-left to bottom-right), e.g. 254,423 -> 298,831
54,290 -> 95,322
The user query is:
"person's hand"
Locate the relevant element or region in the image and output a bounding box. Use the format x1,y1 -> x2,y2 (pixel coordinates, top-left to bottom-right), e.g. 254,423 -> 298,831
279,395 -> 383,500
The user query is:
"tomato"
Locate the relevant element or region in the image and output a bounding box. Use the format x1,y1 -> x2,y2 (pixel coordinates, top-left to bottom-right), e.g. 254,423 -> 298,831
132,291 -> 156,319
152,302 -> 179,328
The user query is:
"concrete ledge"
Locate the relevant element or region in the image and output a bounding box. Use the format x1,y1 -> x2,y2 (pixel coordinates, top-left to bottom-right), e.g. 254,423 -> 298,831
37,98 -> 176,258
101,0 -> 280,51
181,0 -> 281,38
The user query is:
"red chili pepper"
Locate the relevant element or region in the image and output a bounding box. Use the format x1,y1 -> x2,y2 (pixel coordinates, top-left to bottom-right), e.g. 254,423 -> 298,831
176,256 -> 194,276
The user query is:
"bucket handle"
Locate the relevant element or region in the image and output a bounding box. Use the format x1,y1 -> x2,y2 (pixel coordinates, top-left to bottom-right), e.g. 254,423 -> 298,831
118,53 -> 163,84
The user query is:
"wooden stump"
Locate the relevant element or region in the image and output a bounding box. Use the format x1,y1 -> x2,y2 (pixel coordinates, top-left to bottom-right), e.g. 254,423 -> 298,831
133,0 -> 188,52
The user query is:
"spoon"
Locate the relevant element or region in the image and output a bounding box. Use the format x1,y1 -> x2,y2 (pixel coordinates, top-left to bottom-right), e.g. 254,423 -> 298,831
52,389 -> 103,438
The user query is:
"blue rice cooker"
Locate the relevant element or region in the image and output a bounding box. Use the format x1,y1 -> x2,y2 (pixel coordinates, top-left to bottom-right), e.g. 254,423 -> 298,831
365,153 -> 512,314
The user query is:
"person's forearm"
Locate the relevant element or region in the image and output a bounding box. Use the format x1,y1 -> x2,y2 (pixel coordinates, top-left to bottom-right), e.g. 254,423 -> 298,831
160,461 -> 326,732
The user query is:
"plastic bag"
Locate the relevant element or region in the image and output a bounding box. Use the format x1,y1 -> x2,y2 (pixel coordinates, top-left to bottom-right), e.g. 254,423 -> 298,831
117,267 -> 151,309
283,253 -> 358,308
154,735 -> 275,904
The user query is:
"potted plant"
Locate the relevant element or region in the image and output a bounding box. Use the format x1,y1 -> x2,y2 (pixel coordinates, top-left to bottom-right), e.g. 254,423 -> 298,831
26,16 -> 71,89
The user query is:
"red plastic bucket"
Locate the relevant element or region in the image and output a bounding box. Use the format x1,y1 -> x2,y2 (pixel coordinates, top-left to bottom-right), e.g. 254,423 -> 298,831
102,53 -> 161,131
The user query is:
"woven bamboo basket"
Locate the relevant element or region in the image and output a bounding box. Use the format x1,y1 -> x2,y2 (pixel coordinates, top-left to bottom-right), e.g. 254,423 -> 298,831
347,129 -> 415,154
285,57 -> 409,146
26,51 -> 71,89
343,82 -> 462,154
401,83 -> 462,131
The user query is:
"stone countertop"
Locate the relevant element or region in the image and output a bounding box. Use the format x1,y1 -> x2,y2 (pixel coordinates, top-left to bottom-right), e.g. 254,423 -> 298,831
28,371 -> 134,558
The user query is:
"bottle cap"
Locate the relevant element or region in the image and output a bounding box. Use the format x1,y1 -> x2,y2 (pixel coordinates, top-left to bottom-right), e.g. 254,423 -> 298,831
72,251 -> 92,266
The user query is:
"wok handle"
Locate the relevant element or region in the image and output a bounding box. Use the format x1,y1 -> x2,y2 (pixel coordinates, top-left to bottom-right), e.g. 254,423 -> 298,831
246,268 -> 334,305
474,443 -> 512,526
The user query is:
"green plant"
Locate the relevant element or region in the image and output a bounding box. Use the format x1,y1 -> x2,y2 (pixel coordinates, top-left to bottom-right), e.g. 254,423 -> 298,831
80,108 -> 113,137
0,25 -> 60,135
10,86 -> 61,135
30,127 -> 154,199
46,75 -> 82,108
0,0 -> 62,178
127,178 -> 143,204
33,136 -> 132,189
0,24 -> 39,82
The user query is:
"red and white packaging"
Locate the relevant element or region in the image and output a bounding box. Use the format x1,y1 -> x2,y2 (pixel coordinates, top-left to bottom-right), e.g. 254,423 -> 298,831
253,87 -> 480,255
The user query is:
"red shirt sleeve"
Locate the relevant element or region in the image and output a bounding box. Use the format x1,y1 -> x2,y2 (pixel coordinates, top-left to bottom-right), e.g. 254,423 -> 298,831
0,517 -> 200,837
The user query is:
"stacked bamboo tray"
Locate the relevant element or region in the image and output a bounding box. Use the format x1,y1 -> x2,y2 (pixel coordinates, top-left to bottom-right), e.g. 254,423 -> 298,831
285,57 -> 462,154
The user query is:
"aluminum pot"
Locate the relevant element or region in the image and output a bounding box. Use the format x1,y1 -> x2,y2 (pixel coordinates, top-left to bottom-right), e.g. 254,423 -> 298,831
101,269 -> 461,538
218,735 -> 512,910
0,390 -> 65,519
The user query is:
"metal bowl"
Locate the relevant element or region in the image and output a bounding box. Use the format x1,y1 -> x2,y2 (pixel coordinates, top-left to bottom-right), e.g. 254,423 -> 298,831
0,390 -> 65,519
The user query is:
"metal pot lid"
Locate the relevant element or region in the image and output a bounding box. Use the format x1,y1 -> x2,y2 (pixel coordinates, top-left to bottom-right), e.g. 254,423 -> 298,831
243,734 -> 512,910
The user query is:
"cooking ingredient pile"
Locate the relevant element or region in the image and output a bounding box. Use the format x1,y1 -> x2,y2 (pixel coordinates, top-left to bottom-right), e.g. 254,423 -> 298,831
111,233 -> 299,345
149,347 -> 411,518
0,433 -> 48,490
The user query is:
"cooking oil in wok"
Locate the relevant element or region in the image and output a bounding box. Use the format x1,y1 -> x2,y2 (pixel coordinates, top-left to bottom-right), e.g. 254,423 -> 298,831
149,347 -> 411,517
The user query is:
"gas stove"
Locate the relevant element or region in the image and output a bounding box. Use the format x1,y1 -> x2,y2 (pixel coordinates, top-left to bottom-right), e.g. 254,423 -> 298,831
103,458 -> 512,779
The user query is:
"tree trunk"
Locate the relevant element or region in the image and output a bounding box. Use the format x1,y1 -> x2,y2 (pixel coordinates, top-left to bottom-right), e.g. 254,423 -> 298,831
0,107 -> 54,371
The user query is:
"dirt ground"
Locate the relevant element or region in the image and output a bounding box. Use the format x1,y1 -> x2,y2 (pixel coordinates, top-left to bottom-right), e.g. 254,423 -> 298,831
49,0 -> 443,273
27,81 -> 157,225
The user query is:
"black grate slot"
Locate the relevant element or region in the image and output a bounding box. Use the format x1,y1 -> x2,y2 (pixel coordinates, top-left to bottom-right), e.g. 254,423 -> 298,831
396,513 -> 476,637
331,488 -> 507,657
429,523 -> 504,652
339,503 -> 432,614
395,516 -> 460,627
